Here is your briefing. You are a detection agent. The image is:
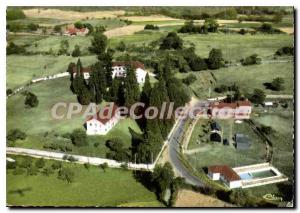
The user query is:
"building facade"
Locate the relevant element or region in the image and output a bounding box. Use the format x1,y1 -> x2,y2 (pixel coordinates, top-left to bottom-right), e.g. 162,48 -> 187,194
86,104 -> 120,135
208,165 -> 242,188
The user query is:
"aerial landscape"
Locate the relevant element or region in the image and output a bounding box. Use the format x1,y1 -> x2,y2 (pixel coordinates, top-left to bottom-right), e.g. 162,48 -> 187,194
6,6 -> 294,208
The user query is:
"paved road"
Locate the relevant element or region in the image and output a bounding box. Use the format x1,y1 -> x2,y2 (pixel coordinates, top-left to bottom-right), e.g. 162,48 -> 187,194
168,102 -> 206,186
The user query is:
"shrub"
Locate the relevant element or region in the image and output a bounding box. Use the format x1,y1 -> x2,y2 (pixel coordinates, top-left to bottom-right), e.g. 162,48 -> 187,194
7,129 -> 27,142
74,21 -> 84,29
7,42 -> 26,55
270,77 -> 285,91
241,54 -> 261,66
105,138 -> 124,152
144,24 -> 159,30
35,158 -> 45,168
24,92 -> 39,108
7,161 -> 16,169
84,163 -> 90,170
58,167 -> 75,183
214,85 -> 228,93
261,125 -> 273,135
6,89 -> 13,96
250,89 -> 266,104
7,9 -> 26,20
71,45 -> 81,57
257,23 -> 282,34
51,161 -> 62,170
207,48 -> 224,69
26,166 -> 38,176
53,25 -> 62,33
42,166 -> 54,176
189,57 -> 207,71
182,74 -> 197,85
27,23 -> 39,31
71,129 -> 88,147
160,32 -> 183,50
19,158 -> 32,168
276,46 -> 294,56
13,168 -> 25,175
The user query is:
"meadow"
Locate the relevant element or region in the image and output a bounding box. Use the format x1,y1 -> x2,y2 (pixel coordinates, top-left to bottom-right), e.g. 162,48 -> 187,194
6,55 -> 97,89
7,155 -> 162,207
185,119 -> 266,169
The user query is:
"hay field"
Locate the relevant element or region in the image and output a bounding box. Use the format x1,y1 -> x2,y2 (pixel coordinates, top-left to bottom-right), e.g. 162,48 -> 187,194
23,8 -> 125,20
104,25 -> 145,38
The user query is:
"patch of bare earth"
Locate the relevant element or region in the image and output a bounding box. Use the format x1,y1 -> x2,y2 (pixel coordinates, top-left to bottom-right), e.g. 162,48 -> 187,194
23,8 -> 125,20
279,27 -> 294,34
175,189 -> 234,207
104,25 -> 145,38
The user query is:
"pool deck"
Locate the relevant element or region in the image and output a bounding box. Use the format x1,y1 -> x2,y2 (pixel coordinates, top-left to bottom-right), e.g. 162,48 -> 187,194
232,163 -> 288,188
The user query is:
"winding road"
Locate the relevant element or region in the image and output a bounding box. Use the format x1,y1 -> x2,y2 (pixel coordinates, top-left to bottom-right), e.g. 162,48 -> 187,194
167,101 -> 208,186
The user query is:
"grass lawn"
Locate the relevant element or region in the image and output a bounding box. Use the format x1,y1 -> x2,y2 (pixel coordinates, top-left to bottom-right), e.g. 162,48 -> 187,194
181,33 -> 293,61
7,34 -> 49,46
6,55 -> 97,89
8,77 -> 142,157
7,155 -> 162,207
8,17 -> 72,27
185,119 -> 266,169
176,61 -> 294,98
25,35 -> 93,55
252,107 -> 294,180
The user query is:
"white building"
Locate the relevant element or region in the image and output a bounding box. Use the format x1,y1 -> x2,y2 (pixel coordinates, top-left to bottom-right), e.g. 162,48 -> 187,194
208,165 -> 242,189
86,104 -> 120,135
72,61 -> 148,84
208,100 -> 252,119
111,61 -> 147,84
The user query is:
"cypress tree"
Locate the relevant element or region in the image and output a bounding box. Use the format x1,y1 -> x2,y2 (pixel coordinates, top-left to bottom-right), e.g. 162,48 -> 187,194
124,65 -> 140,107
140,73 -> 151,106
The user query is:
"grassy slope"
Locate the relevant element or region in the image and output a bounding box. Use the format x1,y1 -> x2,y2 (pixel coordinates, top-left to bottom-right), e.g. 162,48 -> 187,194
7,77 -> 142,157
176,61 -> 294,98
6,55 -> 97,89
181,33 -> 293,61
7,155 -> 162,207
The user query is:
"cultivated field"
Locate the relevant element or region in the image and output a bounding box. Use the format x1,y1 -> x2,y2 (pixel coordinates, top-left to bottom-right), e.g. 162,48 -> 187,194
175,189 -> 234,207
7,155 -> 161,207
23,8 -> 125,20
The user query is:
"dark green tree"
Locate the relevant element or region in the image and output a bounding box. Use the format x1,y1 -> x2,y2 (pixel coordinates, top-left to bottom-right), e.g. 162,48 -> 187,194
35,158 -> 45,168
89,32 -> 108,54
25,92 -> 39,108
71,45 -> 81,57
124,65 -> 140,107
250,89 -> 266,104
140,73 -> 151,106
207,48 -> 224,69
58,167 -> 75,183
71,129 -> 88,147
160,32 -> 183,50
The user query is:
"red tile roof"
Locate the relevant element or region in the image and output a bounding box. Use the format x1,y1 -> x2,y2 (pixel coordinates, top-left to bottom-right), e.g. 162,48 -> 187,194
112,61 -> 145,70
210,100 -> 251,109
65,27 -> 87,35
86,104 -> 119,125
208,165 -> 241,181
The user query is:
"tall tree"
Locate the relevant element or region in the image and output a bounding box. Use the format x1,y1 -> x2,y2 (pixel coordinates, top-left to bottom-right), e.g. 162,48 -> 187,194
208,48 -> 224,69
124,65 -> 140,107
140,73 -> 151,106
89,32 -> 108,55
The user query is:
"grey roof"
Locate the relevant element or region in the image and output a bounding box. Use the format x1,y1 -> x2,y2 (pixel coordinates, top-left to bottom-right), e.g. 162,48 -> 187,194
235,134 -> 251,144
211,122 -> 222,131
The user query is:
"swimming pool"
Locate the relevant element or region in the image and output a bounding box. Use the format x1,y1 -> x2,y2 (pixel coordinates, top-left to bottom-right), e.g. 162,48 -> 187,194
239,170 -> 277,180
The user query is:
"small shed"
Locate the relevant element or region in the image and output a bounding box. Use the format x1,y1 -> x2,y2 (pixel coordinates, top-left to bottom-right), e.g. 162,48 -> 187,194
210,132 -> 222,142
211,121 -> 222,132
235,134 -> 251,150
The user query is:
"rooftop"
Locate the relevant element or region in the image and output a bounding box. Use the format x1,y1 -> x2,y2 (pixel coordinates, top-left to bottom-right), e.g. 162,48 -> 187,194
86,104 -> 119,125
112,61 -> 145,70
208,165 -> 241,181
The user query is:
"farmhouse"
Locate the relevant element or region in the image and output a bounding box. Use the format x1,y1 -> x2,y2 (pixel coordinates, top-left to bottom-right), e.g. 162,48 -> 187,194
208,100 -> 252,119
208,165 -> 242,189
64,27 -> 89,36
86,104 -> 120,135
112,61 -> 147,84
71,61 -> 148,84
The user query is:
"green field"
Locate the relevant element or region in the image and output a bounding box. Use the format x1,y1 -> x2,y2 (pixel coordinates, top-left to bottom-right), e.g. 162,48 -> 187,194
85,18 -> 127,29
186,119 -> 266,169
181,33 -> 293,61
176,61 -> 294,98
7,34 -> 49,46
252,107 -> 294,180
7,77 -> 142,157
8,17 -> 72,27
6,55 -> 97,89
25,35 -> 92,55
7,155 -> 162,207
